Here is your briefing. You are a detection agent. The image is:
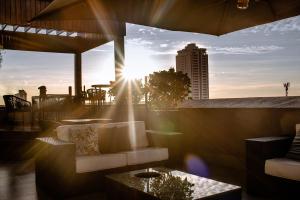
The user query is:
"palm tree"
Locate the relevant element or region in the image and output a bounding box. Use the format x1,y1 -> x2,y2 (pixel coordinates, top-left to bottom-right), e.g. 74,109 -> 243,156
283,82 -> 290,97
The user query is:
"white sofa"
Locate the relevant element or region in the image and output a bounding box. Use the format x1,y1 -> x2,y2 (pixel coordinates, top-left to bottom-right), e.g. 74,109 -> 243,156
56,121 -> 169,173
35,121 -> 169,197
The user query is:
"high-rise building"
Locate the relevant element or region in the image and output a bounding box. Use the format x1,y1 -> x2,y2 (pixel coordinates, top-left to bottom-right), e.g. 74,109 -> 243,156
176,43 -> 209,100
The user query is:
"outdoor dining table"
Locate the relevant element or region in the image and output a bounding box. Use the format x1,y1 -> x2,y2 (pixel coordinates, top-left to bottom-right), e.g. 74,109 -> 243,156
60,118 -> 112,125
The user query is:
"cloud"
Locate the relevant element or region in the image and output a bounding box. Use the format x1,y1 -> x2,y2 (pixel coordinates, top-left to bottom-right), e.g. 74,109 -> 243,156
241,16 -> 300,34
160,44 -> 168,48
126,38 -> 153,46
208,45 -> 284,55
151,38 -> 284,56
153,50 -> 177,55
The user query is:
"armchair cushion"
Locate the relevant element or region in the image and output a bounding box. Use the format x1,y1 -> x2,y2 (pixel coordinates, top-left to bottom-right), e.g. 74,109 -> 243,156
286,124 -> 300,161
69,126 -> 99,156
124,147 -> 169,165
265,158 -> 300,181
76,153 -> 127,173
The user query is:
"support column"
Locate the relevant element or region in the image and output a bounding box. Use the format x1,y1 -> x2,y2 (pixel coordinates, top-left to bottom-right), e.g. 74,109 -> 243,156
74,52 -> 82,98
114,37 -> 125,82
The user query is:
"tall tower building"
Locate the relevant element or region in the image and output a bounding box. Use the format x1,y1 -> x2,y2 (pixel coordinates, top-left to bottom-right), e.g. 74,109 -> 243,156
176,43 -> 209,100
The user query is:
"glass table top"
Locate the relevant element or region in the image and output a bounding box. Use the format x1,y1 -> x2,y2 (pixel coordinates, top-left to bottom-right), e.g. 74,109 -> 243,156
106,167 -> 241,200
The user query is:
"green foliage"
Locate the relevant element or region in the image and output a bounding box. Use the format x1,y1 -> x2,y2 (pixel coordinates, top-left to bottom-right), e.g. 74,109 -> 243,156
150,173 -> 194,200
146,68 -> 190,109
108,79 -> 144,104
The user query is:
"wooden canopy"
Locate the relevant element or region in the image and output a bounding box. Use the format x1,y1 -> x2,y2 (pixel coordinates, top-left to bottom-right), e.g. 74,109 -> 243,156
1,0 -> 300,52
32,0 -> 300,36
0,0 -> 126,53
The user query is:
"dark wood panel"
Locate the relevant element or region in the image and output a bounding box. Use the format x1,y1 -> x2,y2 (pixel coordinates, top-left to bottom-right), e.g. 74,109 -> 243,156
0,0 -> 126,35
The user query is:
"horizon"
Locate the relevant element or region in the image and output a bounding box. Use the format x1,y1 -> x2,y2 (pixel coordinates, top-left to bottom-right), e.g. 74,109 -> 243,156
0,16 -> 300,104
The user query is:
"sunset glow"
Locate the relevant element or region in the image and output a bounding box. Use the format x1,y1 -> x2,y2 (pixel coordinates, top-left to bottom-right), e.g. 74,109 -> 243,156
1,17 -> 300,104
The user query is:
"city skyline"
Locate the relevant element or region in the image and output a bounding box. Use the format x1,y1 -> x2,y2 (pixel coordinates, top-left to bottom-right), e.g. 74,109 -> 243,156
1,16 -> 300,104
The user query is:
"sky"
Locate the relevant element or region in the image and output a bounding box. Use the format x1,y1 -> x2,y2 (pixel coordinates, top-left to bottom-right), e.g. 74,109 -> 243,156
1,16 -> 300,104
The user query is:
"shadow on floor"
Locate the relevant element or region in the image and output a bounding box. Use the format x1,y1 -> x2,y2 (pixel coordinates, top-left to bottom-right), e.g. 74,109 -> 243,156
0,160 -> 272,200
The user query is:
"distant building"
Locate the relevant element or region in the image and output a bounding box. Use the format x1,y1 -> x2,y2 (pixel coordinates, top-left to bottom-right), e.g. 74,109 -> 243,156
176,43 -> 209,100
15,89 -> 27,100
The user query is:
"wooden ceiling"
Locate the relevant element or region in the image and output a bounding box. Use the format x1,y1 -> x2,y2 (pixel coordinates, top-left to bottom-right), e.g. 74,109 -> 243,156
32,0 -> 300,36
0,0 -> 126,53
1,0 -> 300,53
1,31 -> 112,53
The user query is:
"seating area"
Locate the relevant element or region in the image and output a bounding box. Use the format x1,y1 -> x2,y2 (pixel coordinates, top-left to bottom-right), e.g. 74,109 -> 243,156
0,98 -> 299,199
246,125 -> 300,197
35,121 -> 169,197
1,1 -> 300,199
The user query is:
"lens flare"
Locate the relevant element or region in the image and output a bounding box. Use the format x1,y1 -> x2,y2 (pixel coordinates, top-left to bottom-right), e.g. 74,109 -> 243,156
185,154 -> 209,177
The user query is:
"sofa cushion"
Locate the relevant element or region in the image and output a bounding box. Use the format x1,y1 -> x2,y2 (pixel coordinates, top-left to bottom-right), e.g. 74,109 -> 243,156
98,126 -> 133,153
69,126 -> 100,156
265,158 -> 300,181
97,121 -> 149,153
98,127 -> 116,153
124,147 -> 169,165
116,121 -> 149,149
76,153 -> 127,173
286,124 -> 300,160
57,121 -> 149,148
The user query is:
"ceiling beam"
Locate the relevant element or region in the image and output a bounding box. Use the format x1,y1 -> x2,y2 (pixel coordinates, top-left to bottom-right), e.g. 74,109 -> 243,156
66,32 -> 74,36
0,30 -> 113,53
56,30 -> 64,36
1,24 -> 7,31
35,28 -> 41,34
13,25 -> 19,32
46,29 -> 54,35
24,27 -> 31,33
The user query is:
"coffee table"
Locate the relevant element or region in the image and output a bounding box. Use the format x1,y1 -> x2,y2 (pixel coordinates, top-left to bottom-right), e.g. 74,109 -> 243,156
105,167 -> 241,200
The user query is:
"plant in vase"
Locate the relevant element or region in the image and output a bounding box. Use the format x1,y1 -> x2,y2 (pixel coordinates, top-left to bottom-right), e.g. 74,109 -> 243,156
150,173 -> 194,200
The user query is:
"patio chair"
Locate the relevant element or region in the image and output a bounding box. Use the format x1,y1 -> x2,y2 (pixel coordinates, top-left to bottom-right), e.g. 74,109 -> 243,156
245,126 -> 299,198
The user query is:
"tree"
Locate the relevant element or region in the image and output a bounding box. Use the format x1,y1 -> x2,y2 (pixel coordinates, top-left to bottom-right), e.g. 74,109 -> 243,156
146,68 -> 190,109
108,79 -> 144,104
283,82 -> 290,96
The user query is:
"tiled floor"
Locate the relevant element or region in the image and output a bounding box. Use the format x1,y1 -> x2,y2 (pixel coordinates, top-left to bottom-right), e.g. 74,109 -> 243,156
0,160 -> 270,200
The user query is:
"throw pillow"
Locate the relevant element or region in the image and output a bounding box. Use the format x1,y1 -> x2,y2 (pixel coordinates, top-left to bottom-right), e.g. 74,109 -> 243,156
286,124 -> 300,160
69,126 -> 100,156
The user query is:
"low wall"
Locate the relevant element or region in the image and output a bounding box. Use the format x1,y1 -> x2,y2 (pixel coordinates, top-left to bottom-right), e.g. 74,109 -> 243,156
145,107 -> 300,185
0,106 -> 5,127
178,108 -> 300,170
